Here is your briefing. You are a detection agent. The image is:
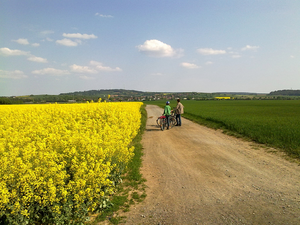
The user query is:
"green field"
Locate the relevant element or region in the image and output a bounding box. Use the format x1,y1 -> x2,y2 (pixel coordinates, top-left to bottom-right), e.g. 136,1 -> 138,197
145,100 -> 300,157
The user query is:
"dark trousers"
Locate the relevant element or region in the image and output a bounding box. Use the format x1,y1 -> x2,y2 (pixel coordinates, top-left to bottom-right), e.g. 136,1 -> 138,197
176,114 -> 181,126
166,115 -> 170,128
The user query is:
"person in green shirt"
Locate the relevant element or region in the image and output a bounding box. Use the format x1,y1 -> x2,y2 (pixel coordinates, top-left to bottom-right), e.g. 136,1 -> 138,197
163,101 -> 171,129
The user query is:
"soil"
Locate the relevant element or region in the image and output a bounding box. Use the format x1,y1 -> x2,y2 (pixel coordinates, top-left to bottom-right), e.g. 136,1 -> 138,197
123,105 -> 300,224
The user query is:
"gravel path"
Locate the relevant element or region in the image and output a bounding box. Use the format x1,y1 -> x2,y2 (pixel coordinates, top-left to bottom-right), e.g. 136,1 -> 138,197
122,105 -> 300,224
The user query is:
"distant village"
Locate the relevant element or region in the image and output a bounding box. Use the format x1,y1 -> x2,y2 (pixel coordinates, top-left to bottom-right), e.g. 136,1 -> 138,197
1,89 -> 300,104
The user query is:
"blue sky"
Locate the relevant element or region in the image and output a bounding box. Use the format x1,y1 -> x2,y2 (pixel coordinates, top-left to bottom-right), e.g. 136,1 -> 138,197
0,0 -> 299,96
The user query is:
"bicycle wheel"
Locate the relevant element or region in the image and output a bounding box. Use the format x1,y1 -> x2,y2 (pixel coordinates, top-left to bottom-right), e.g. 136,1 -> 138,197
170,116 -> 177,127
156,118 -> 160,126
160,118 -> 165,131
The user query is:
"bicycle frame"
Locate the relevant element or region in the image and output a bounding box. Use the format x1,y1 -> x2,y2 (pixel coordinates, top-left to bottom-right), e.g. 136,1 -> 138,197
156,114 -> 176,131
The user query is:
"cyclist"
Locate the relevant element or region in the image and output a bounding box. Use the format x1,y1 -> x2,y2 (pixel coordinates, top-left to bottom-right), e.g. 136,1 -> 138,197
163,101 -> 172,129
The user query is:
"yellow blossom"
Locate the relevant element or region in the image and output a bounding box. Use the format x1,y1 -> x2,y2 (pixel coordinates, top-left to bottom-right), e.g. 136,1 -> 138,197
0,102 -> 142,222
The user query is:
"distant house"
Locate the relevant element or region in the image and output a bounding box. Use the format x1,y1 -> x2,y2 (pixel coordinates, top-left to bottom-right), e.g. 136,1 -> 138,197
68,100 -> 76,103
215,97 -> 232,100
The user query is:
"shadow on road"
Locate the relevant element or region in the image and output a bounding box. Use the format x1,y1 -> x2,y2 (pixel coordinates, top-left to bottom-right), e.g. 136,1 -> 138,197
146,125 -> 162,132
146,129 -> 162,132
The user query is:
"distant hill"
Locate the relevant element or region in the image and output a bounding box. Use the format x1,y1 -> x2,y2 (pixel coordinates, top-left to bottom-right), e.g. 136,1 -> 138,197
269,90 -> 300,96
59,89 -> 147,96
61,90 -> 267,97
2,89 -> 300,105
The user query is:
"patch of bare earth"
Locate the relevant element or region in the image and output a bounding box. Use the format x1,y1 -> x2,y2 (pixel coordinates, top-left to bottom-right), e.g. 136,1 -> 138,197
121,105 -> 300,224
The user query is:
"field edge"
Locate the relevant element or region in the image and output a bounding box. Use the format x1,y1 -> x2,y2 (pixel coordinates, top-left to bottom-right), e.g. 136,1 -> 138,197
88,104 -> 148,224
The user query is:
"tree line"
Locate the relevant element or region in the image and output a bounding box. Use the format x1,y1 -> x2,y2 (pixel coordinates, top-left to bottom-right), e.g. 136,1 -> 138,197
269,90 -> 300,96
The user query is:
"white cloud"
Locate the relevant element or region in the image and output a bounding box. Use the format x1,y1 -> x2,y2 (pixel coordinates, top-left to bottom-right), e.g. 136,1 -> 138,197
70,64 -> 98,74
137,39 -> 182,57
63,33 -> 98,39
232,55 -> 241,58
0,47 -> 29,56
290,55 -> 295,58
12,38 -> 29,45
95,13 -> 114,18
181,62 -> 200,69
12,39 -> 40,47
0,47 -> 48,64
46,38 -> 54,42
241,45 -> 259,51
32,68 -> 70,76
205,61 -> 213,65
70,61 -> 122,74
40,30 -> 54,35
197,48 -> 226,55
27,56 -> 48,63
79,75 -> 96,80
90,61 -> 122,72
0,70 -> 28,79
56,38 -> 79,46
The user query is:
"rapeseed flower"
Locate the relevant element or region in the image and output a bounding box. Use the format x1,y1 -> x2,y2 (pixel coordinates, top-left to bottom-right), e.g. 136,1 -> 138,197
0,102 -> 142,224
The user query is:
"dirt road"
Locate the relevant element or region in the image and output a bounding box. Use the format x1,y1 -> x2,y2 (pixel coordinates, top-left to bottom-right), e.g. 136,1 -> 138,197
124,105 -> 300,224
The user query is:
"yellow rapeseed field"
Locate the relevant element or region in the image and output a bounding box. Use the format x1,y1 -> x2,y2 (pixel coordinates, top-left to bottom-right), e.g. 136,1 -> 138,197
0,102 -> 143,224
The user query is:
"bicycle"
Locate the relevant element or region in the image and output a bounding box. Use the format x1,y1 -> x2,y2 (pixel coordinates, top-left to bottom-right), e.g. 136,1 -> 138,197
170,110 -> 177,127
156,112 -> 177,131
156,115 -> 167,131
